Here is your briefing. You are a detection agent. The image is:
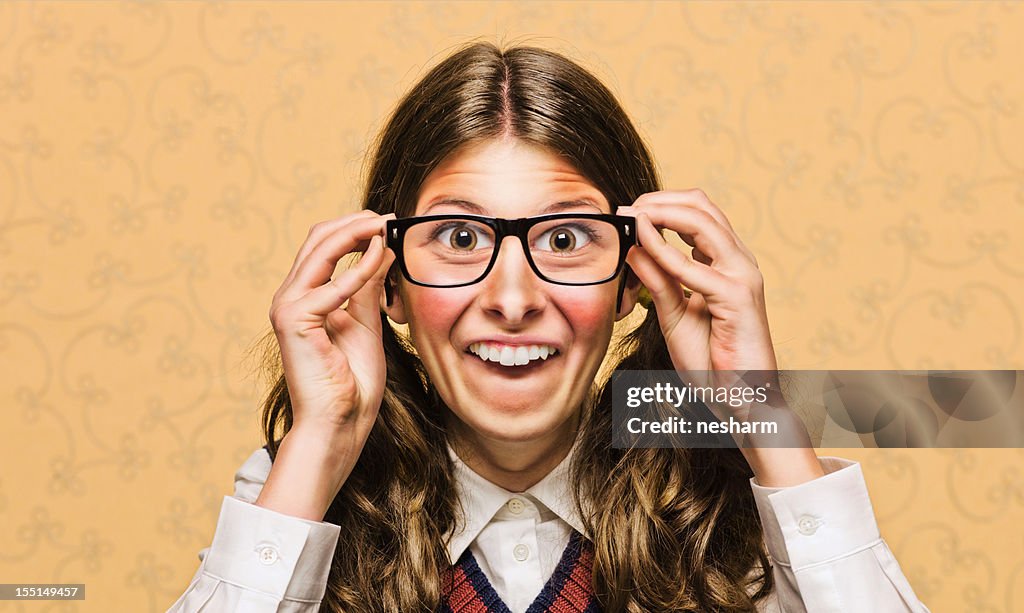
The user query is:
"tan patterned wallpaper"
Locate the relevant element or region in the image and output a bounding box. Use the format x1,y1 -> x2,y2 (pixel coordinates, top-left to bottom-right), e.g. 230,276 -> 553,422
1,2 -> 1022,611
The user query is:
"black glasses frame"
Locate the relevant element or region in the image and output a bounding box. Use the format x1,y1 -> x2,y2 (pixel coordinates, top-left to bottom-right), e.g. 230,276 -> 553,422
385,213 -> 636,292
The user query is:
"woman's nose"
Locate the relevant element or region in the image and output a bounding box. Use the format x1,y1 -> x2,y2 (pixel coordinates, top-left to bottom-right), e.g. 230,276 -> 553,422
476,236 -> 546,324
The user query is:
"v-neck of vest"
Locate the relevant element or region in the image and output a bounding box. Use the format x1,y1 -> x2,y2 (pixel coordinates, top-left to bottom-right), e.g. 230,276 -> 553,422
440,530 -> 597,613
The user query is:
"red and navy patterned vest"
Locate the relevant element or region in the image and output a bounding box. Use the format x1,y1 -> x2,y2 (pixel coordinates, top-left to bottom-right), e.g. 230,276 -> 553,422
437,530 -> 601,613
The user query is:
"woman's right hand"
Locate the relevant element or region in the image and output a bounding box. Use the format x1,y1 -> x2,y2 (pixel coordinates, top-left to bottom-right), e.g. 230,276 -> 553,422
268,209 -> 396,456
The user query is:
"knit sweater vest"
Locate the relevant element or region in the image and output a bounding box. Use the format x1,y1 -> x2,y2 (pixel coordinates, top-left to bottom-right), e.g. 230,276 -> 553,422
437,530 -> 601,613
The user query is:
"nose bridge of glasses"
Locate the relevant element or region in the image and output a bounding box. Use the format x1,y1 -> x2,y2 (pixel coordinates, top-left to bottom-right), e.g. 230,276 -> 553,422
490,233 -> 536,275
479,235 -> 548,311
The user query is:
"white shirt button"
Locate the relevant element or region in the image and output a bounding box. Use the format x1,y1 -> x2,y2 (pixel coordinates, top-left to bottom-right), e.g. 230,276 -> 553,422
797,515 -> 820,536
257,545 -> 279,565
512,543 -> 530,562
507,498 -> 525,514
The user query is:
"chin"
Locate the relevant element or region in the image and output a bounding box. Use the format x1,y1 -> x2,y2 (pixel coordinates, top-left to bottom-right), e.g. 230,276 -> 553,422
453,402 -> 569,445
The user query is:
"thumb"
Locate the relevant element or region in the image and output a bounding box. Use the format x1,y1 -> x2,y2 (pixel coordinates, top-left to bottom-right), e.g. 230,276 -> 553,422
347,235 -> 394,332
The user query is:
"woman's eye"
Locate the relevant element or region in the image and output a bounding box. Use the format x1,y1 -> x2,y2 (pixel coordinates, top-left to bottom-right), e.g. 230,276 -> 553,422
450,227 -> 476,250
434,223 -> 493,251
536,225 -> 592,253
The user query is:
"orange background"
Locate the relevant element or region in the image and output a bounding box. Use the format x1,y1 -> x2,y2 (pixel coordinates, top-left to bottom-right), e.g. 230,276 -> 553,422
1,2 -> 1022,611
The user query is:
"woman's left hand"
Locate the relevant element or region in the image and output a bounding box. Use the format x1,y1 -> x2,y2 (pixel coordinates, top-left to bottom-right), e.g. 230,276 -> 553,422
618,190 -> 823,486
618,189 -> 778,384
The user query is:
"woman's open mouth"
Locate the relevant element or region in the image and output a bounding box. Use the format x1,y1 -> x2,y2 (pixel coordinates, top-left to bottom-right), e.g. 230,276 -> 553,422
464,342 -> 561,376
468,342 -> 558,365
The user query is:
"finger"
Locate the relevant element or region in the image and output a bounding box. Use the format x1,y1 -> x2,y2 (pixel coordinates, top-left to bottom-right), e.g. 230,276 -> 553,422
291,213 -> 387,286
346,236 -> 396,331
284,214 -> 393,302
279,210 -> 379,292
625,242 -> 687,315
633,212 -> 729,298
644,224 -> 718,267
646,228 -> 712,262
619,204 -> 740,268
631,190 -> 738,233
293,234 -> 386,317
625,191 -> 758,265
626,242 -> 714,374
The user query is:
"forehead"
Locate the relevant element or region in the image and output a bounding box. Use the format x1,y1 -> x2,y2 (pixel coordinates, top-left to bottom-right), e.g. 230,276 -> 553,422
415,139 -> 610,216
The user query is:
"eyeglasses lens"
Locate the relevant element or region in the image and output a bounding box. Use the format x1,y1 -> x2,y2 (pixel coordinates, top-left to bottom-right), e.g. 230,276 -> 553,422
401,217 -> 621,286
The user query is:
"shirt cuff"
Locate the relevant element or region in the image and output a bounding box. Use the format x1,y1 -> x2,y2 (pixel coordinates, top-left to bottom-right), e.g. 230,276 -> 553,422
749,456 -> 881,572
202,495 -> 341,603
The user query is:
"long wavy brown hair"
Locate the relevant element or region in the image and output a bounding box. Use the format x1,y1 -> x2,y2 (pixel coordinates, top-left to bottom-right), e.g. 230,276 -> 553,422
256,41 -> 773,612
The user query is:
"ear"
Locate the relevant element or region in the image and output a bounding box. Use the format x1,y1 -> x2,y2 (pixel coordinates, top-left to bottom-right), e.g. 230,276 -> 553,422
615,266 -> 643,321
381,268 -> 408,324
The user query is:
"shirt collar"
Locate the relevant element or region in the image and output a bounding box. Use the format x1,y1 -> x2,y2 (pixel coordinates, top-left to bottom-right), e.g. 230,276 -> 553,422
444,441 -> 587,565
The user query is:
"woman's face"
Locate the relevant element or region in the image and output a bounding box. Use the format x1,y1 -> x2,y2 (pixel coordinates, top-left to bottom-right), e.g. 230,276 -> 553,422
385,138 -> 638,447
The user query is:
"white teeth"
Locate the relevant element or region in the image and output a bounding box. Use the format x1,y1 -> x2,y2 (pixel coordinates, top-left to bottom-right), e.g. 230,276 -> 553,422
467,342 -> 559,366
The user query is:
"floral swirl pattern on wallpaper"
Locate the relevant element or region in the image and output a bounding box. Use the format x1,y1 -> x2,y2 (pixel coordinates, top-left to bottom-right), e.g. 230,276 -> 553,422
0,2 -> 1022,611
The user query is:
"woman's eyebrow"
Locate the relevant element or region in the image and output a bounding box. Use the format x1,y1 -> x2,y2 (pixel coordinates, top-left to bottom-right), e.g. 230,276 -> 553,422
422,198 -> 605,215
423,198 -> 487,214
541,199 -> 604,213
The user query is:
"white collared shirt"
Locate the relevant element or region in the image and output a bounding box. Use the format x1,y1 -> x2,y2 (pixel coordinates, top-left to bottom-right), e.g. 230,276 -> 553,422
444,444 -> 585,613
168,446 -> 933,613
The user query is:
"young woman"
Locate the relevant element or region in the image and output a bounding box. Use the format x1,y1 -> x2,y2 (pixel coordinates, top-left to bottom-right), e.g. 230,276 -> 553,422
169,42 -> 930,612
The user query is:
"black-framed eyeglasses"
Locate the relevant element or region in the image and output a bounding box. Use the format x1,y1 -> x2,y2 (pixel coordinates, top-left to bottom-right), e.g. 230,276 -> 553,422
385,213 -> 636,289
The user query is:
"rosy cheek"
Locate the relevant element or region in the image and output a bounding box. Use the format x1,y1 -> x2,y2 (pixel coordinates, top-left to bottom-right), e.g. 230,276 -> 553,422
407,288 -> 471,340
553,290 -> 616,336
